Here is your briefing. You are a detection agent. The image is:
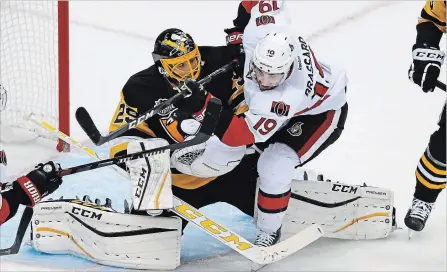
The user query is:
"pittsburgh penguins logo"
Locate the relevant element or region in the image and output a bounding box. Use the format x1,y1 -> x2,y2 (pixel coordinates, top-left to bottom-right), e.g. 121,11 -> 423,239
270,101 -> 290,117
256,15 -> 276,26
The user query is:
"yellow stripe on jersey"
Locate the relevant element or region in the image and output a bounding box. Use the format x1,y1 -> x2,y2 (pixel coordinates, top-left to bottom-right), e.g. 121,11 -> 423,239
419,0 -> 446,33
235,102 -> 249,116
109,91 -> 156,137
109,142 -> 129,158
172,173 -> 216,189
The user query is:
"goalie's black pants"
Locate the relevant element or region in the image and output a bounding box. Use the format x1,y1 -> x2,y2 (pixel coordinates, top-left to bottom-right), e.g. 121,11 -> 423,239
171,152 -> 261,231
413,104 -> 446,203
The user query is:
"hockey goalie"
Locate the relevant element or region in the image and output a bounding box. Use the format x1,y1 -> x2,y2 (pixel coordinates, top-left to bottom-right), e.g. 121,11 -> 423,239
28,144 -> 397,270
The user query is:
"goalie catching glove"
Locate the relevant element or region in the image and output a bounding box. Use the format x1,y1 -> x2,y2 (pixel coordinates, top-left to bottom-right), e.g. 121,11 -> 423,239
171,135 -> 246,178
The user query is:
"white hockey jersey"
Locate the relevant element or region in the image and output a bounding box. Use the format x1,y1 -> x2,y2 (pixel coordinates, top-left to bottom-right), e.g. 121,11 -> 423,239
240,0 -> 348,143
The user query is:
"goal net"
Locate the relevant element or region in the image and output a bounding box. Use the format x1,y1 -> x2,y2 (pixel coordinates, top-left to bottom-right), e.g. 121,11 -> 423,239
0,0 -> 69,151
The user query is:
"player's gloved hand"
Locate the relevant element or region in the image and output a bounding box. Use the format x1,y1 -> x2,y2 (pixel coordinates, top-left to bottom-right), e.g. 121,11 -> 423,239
14,161 -> 62,206
225,27 -> 245,78
174,79 -> 209,116
224,27 -> 243,45
409,43 -> 445,92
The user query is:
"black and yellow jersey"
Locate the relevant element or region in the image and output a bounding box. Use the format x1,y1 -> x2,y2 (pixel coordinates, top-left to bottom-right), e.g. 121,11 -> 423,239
419,0 -> 446,33
109,45 -> 243,147
416,1 -> 446,47
108,45 -> 244,189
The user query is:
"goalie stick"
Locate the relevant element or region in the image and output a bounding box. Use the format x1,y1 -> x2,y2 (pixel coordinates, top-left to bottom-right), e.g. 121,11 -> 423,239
59,97 -> 221,177
76,59 -> 239,146
0,207 -> 33,256
31,120 -> 324,266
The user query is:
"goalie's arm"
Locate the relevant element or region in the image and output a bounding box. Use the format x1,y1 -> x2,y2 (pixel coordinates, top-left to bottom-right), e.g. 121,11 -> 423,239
0,161 -> 62,225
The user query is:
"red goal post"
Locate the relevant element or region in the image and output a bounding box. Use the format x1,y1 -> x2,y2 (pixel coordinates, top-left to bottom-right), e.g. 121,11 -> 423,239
0,1 -> 70,152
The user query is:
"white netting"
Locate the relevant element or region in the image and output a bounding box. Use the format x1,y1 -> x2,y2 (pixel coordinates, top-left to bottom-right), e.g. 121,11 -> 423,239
0,1 -> 62,142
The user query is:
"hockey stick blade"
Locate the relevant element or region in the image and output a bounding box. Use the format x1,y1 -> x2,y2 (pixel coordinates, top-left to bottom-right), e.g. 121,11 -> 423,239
255,225 -> 324,264
436,80 -> 446,92
0,207 -> 33,256
59,97 -> 221,177
75,107 -> 102,144
76,60 -> 236,146
172,197 -> 324,265
250,225 -> 324,271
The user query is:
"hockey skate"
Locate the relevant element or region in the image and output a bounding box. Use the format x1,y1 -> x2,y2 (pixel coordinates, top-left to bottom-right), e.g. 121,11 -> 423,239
404,197 -> 434,239
250,227 -> 283,271
254,227 -> 282,247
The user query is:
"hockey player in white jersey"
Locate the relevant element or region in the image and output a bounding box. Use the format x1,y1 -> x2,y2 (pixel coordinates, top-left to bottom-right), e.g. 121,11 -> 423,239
174,0 -> 349,247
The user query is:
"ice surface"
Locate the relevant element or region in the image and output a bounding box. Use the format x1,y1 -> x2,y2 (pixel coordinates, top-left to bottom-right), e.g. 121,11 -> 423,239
1,1 -> 445,271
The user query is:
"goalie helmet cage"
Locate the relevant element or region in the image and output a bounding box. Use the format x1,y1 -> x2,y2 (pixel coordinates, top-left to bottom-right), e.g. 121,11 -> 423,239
0,1 -> 70,152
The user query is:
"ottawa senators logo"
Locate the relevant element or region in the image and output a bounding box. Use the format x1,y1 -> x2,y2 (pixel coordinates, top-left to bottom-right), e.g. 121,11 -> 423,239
270,101 -> 290,117
256,15 -> 276,26
287,122 -> 304,137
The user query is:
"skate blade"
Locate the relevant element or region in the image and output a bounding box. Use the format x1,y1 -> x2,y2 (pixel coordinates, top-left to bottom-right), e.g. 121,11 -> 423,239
408,229 -> 414,240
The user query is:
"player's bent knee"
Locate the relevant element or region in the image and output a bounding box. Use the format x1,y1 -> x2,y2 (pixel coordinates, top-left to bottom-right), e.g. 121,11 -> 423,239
257,143 -> 299,194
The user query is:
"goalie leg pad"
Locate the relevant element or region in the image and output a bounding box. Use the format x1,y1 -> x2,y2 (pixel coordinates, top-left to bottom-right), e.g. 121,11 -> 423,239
31,200 -> 182,270
282,179 -> 396,240
126,138 -> 173,211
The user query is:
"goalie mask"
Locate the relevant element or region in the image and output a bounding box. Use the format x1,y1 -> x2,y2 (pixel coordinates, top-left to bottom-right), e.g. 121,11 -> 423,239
248,32 -> 294,91
152,28 -> 201,82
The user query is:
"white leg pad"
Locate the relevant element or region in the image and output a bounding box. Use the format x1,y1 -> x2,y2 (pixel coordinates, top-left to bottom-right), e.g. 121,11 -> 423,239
31,200 -> 182,270
282,179 -> 396,240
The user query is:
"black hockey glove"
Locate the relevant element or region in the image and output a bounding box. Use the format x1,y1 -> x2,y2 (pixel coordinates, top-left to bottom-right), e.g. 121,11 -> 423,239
409,43 -> 445,92
14,161 -> 62,206
225,26 -> 244,45
174,79 -> 209,116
